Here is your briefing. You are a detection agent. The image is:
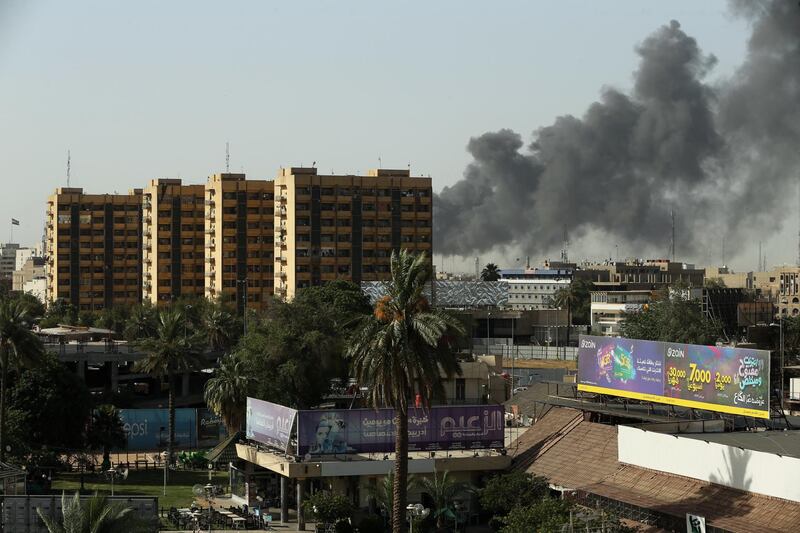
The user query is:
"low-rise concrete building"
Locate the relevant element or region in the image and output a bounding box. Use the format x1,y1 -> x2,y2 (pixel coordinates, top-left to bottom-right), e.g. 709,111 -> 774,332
590,285 -> 654,336
499,268 -> 572,311
12,256 -> 45,294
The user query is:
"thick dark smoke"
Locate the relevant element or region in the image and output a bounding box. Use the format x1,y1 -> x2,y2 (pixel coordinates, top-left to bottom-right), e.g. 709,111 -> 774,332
434,1 -> 800,261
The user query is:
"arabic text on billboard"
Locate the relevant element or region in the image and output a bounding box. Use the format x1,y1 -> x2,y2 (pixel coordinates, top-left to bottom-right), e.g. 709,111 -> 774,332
577,335 -> 770,418
246,398 -> 297,452
297,405 -> 504,455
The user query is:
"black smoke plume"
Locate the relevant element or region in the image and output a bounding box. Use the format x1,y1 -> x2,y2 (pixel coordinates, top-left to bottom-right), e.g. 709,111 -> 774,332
434,1 -> 800,261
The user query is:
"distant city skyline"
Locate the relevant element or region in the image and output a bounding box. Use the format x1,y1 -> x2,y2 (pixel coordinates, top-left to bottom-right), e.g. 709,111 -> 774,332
3,0 -> 785,271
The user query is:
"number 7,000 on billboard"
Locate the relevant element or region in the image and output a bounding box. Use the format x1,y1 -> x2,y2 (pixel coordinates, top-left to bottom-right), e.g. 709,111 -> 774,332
577,335 -> 770,419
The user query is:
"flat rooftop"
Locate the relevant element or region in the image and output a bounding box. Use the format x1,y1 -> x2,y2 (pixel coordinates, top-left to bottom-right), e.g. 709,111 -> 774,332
680,430 -> 800,459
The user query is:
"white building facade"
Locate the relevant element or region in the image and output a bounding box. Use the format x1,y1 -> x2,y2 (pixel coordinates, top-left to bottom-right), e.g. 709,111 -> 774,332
590,289 -> 653,336
499,268 -> 572,311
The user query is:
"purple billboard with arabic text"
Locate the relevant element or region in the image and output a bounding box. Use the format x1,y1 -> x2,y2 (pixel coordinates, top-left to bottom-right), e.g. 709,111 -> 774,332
246,398 -> 297,453
297,405 -> 504,455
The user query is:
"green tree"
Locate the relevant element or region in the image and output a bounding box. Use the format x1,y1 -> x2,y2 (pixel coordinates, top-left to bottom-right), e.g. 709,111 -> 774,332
347,250 -> 465,533
133,309 -> 205,472
418,470 -> 473,530
479,471 -> 549,520
704,277 -> 727,289
237,284 -> 363,409
94,306 -> 131,335
36,491 -> 155,533
292,279 -> 372,331
481,263 -> 501,281
620,288 -> 722,344
39,299 -> 77,329
0,297 -> 45,461
204,353 -> 251,432
499,498 -> 574,533
87,405 -> 126,471
303,491 -> 355,528
7,353 -> 91,456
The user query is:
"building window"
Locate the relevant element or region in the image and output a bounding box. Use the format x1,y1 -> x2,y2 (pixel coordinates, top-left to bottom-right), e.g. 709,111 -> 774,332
455,379 -> 466,401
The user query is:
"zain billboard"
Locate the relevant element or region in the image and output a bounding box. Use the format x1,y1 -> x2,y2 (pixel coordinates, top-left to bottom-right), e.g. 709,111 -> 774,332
577,335 -> 770,418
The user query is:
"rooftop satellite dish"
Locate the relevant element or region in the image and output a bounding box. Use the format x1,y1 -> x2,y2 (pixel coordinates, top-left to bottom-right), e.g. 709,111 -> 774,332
192,484 -> 205,497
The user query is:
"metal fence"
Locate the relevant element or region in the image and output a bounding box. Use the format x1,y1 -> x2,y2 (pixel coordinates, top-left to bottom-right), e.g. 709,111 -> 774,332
472,343 -> 578,361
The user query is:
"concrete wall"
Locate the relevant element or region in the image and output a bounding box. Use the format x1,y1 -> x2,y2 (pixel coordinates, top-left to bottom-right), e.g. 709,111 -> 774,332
618,425 -> 800,503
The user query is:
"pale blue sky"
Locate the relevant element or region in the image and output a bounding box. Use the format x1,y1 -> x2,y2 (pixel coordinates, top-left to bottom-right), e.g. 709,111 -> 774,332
0,0 -> 752,265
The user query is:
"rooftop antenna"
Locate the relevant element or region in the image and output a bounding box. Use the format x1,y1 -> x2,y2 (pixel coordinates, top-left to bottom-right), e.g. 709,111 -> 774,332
722,235 -> 726,266
797,182 -> 800,266
670,210 -> 675,262
560,225 -> 569,263
66,150 -> 71,187
758,241 -> 762,271
225,141 -> 230,173
378,156 -> 382,168
475,257 -> 479,279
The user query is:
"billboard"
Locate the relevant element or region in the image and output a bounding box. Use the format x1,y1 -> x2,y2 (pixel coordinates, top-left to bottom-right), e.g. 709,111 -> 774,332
246,398 -> 297,452
577,335 -> 770,418
297,405 -> 504,455
197,408 -> 227,443
118,408 -> 197,450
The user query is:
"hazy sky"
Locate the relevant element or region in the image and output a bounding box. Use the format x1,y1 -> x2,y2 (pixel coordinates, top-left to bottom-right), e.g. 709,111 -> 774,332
1,0 -> 760,269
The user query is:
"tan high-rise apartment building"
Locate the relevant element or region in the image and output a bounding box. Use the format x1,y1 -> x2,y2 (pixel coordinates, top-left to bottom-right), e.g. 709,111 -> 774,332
45,188 -> 143,311
273,168 -> 432,300
142,179 -> 206,304
205,174 -> 275,312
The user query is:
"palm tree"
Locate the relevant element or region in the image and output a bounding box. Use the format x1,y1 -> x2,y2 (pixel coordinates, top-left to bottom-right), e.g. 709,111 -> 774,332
37,491 -> 155,533
87,405 -> 126,471
348,250 -> 464,533
419,470 -> 473,530
480,263 -> 500,281
204,353 -> 251,433
367,472 -> 418,525
203,304 -> 238,352
123,303 -> 157,342
133,308 -> 205,475
0,297 -> 45,461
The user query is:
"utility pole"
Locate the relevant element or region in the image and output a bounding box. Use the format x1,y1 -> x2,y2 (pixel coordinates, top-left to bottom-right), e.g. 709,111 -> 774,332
670,210 -> 675,262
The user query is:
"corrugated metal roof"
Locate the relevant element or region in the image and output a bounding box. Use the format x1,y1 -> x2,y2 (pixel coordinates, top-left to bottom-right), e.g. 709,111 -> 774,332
510,407 -> 800,533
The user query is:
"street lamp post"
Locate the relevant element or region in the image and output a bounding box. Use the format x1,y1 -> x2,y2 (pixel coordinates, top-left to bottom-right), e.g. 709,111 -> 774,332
205,483 -> 215,533
236,279 -> 248,335
107,468 -> 116,497
781,298 -> 788,411
160,426 -> 167,494
486,309 -> 491,356
510,314 -> 516,396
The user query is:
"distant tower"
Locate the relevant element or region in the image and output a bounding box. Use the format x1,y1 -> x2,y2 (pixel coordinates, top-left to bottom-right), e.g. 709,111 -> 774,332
670,210 -> 675,262
797,182 -> 800,266
722,235 -> 726,267
225,142 -> 230,172
475,257 -> 479,279
66,150 -> 71,187
758,241 -> 762,271
561,225 -> 569,263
